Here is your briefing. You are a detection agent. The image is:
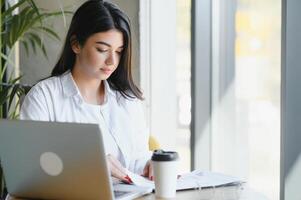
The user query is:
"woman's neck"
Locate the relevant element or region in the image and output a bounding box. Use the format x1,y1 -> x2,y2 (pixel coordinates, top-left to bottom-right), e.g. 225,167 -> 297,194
71,68 -> 105,105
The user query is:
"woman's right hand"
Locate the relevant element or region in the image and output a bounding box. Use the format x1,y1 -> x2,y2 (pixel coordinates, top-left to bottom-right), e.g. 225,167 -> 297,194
106,154 -> 131,183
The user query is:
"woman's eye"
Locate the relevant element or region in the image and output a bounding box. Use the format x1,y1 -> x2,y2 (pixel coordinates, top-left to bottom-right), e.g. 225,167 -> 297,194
96,48 -> 107,53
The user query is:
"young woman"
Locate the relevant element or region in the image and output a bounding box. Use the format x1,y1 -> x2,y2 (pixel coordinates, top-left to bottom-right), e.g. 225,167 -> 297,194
20,0 -> 153,183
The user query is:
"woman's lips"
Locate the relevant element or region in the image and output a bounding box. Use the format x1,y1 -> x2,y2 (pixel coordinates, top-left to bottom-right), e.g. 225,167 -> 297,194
100,68 -> 112,75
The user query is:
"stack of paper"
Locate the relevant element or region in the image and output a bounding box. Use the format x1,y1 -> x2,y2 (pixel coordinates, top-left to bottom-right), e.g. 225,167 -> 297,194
126,170 -> 243,191
176,170 -> 243,190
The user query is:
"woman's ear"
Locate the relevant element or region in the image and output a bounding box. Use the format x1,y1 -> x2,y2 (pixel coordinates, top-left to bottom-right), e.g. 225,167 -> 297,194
70,35 -> 81,54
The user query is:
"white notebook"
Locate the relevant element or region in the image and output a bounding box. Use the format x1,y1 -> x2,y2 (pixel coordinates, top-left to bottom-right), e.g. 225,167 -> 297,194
125,170 -> 243,191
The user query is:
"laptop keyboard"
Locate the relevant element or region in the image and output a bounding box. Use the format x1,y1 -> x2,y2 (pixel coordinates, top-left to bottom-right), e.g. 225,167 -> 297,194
114,190 -> 132,198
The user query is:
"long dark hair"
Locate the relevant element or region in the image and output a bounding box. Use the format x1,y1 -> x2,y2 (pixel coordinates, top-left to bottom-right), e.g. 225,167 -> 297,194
52,0 -> 143,100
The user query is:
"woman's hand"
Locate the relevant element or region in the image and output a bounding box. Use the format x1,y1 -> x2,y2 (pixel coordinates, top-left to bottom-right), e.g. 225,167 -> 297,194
106,154 -> 131,183
142,160 -> 153,180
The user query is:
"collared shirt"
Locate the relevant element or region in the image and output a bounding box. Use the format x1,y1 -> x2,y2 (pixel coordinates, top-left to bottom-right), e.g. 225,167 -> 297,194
20,71 -> 152,174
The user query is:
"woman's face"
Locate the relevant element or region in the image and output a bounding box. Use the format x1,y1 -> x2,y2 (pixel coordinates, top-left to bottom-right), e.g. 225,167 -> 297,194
72,29 -> 124,80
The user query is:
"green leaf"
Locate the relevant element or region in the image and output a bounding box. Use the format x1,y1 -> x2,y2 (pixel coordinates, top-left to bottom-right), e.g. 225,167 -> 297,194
27,0 -> 42,25
18,7 -> 33,36
8,95 -> 21,119
21,40 -> 29,56
27,36 -> 37,54
0,85 -> 10,106
2,0 -> 27,19
43,10 -> 73,18
0,64 -> 7,81
34,26 -> 60,41
27,32 -> 48,58
8,84 -> 19,111
41,43 -> 48,59
0,52 -> 15,78
10,76 -> 23,85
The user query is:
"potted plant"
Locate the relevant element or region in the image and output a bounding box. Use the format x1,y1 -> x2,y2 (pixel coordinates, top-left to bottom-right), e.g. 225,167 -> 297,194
0,0 -> 70,197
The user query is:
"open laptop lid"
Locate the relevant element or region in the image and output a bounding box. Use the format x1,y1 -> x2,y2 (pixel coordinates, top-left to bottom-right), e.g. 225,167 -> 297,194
0,119 -> 114,200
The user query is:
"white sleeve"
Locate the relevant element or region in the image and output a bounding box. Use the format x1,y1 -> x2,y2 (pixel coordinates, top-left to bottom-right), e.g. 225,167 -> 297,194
128,100 -> 153,174
132,151 -> 153,175
20,86 -> 50,121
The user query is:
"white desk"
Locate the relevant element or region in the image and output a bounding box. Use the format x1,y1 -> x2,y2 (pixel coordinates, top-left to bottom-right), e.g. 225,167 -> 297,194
7,185 -> 268,200
136,185 -> 268,200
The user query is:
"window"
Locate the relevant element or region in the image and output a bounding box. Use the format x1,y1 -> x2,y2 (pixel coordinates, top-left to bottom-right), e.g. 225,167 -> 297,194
211,0 -> 281,199
139,0 -> 191,173
192,0 -> 281,199
176,0 -> 191,173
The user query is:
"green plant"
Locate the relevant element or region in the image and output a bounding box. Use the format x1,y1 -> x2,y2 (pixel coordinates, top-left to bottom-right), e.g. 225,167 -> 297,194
0,0 -> 70,197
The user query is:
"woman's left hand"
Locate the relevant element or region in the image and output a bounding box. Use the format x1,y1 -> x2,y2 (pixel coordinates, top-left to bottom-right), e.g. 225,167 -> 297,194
142,160 -> 153,181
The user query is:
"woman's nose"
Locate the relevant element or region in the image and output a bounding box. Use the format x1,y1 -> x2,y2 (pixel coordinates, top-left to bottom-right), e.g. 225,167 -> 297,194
105,52 -> 117,66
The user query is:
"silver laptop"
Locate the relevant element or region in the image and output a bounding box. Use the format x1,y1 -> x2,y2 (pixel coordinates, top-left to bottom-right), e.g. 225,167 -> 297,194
0,119 -> 152,200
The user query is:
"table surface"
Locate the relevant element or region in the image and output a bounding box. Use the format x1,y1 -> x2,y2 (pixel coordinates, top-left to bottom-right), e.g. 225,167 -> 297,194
7,185 -> 269,200
136,185 -> 269,200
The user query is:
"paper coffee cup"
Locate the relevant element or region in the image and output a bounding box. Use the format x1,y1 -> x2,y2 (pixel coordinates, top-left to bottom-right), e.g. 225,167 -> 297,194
151,149 -> 179,198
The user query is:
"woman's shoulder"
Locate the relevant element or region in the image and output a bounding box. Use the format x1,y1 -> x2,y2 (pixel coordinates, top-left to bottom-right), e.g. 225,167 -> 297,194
26,75 -> 62,97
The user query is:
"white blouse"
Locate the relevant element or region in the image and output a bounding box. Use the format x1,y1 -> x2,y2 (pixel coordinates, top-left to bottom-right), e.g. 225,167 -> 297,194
20,71 -> 152,174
